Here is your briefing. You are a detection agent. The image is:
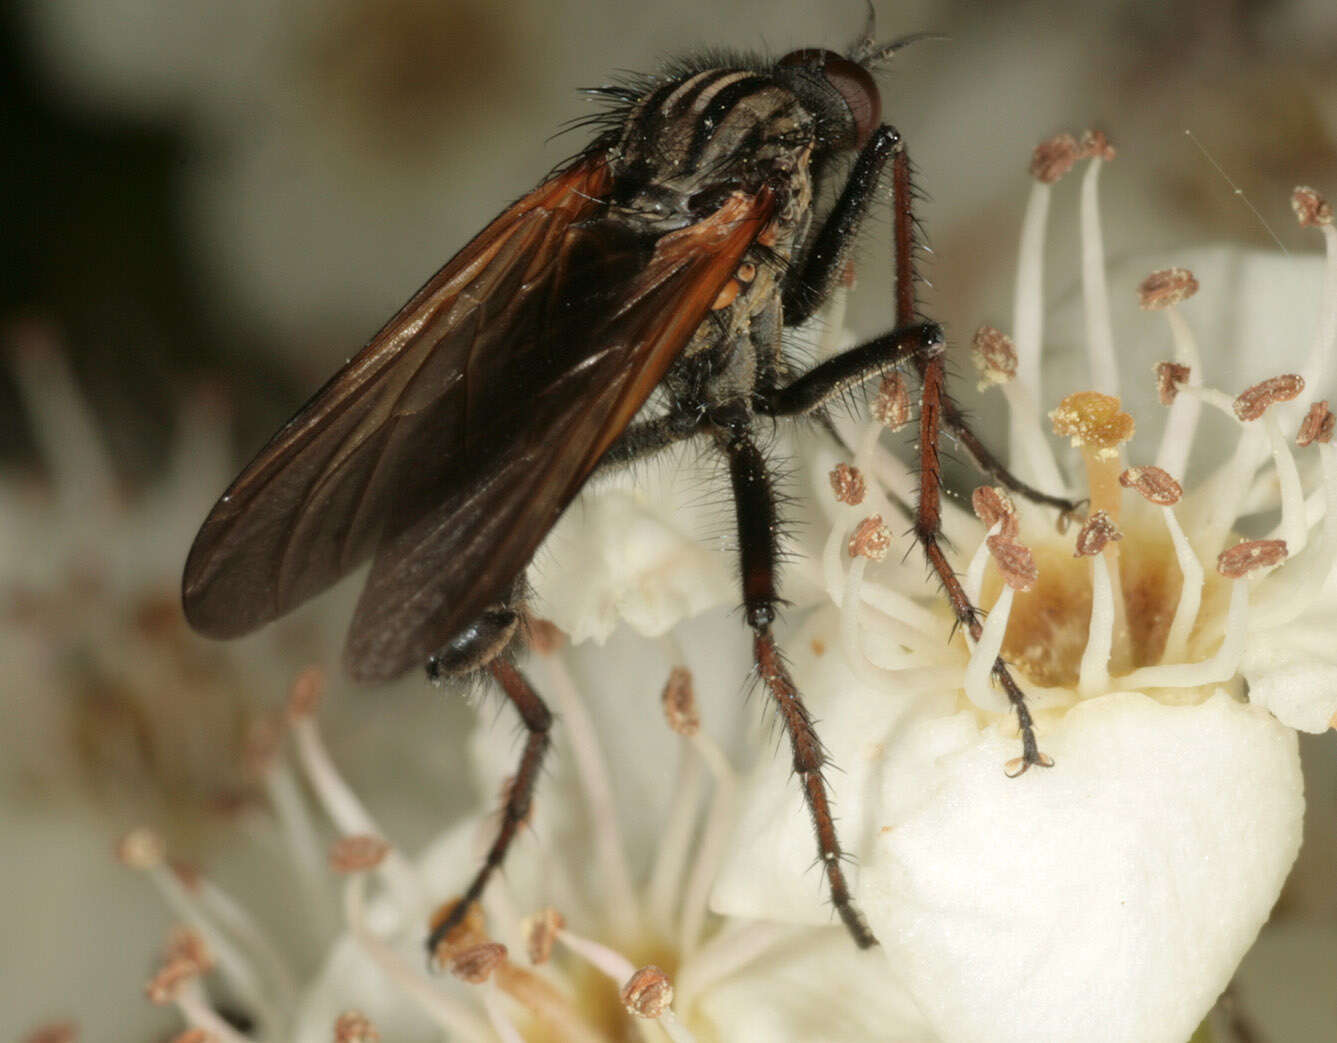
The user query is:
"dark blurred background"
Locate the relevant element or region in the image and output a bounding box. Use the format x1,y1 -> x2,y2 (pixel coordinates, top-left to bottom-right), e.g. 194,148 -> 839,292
3,0 -> 1335,1038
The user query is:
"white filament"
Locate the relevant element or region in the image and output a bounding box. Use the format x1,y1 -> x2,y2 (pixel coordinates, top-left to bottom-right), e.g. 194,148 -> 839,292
292,714 -> 423,923
1161,505 -> 1205,664
1078,555 -> 1115,697
1299,223 -> 1337,395
343,875 -> 492,1043
1153,307 -> 1205,480
1121,579 -> 1249,690
1010,181 -> 1052,487
963,586 -> 1014,713
1080,158 -> 1118,396
679,730 -> 738,958
1262,412 -> 1308,555
535,652 -> 641,938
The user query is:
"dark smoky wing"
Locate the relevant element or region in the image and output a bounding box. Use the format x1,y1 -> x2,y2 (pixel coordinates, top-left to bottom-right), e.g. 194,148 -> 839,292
344,190 -> 777,682
182,154 -> 614,639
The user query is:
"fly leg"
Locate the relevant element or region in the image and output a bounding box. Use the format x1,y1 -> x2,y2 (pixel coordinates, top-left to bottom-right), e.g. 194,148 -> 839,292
778,120 -> 1077,516
754,320 -> 945,417
423,609 -> 554,959
780,123 -> 904,327
886,143 -> 1053,773
713,408 -> 876,948
596,407 -> 706,469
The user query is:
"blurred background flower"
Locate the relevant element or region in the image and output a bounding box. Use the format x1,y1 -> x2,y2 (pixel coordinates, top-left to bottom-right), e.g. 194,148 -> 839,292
2,0 -> 1335,1039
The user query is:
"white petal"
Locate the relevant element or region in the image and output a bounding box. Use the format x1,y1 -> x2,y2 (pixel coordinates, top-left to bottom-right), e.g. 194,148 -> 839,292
529,445 -> 736,643
693,929 -> 934,1042
712,606 -> 959,925
1242,622 -> 1337,733
865,690 -> 1303,1043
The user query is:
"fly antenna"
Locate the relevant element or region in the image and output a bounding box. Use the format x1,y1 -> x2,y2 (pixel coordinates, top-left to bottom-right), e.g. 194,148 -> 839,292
852,29 -> 948,68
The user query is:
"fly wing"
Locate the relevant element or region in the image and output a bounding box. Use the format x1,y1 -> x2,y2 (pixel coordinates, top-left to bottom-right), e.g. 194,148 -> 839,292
346,190 -> 775,681
183,149 -> 774,681
183,153 -> 616,638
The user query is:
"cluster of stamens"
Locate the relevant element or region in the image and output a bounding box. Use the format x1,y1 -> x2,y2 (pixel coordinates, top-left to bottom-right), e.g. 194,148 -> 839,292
114,628 -> 800,1041
812,137 -> 1337,740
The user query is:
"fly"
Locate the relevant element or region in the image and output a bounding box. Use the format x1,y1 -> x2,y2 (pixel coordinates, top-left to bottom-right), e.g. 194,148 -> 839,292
182,15 -> 1074,955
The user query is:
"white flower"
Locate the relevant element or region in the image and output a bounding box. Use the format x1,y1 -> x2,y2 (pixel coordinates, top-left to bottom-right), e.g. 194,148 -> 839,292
713,139 -> 1333,1042
114,636 -> 917,1042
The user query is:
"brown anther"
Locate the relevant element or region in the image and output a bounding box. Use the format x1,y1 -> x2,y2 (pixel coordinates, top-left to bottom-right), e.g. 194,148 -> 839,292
523,907 -> 565,965
1138,268 -> 1199,310
145,955 -> 202,1005
334,1012 -> 380,1043
1297,401 -> 1335,446
971,325 -> 1018,389
116,827 -> 165,870
1030,132 -> 1081,184
829,462 -> 866,505
1233,374 -> 1305,422
872,372 -> 912,430
21,1022 -> 78,1043
1217,539 -> 1288,578
169,860 -> 201,892
621,965 -> 675,1019
329,834 -> 390,874
987,534 -> 1038,592
1050,392 -> 1135,458
448,942 -> 508,984
1291,186 -> 1333,228
1119,466 -> 1182,506
661,666 -> 699,737
287,665 -> 325,720
1080,129 -> 1116,162
165,927 -> 214,973
526,616 -> 564,654
169,1031 -> 213,1043
1153,361 -> 1191,405
971,486 -> 1019,539
848,515 -> 892,561
1074,510 -> 1122,557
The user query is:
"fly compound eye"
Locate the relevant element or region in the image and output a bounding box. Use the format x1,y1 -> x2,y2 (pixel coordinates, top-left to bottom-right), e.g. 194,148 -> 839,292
777,48 -> 881,149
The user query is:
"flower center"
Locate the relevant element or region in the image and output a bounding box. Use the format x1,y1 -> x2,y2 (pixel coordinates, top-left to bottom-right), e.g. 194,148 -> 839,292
988,518 -> 1227,690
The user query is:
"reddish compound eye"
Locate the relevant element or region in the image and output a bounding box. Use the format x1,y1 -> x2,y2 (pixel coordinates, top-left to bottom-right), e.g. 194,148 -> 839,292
777,48 -> 881,148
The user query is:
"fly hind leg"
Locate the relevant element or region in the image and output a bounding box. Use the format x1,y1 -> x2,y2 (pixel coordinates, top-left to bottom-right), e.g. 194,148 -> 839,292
423,607 -> 554,959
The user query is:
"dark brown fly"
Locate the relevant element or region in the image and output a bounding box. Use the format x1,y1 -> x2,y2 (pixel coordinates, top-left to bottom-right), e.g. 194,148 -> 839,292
183,19 -> 1072,955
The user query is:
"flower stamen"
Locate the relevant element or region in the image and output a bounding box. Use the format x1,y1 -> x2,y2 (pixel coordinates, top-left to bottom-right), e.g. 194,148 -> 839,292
1297,400 -> 1335,447
1293,187 -> 1337,393
289,669 -> 423,921
1141,269 -> 1204,478
678,720 -> 740,957
341,862 -> 491,1042
1079,131 -> 1118,394
533,649 -> 641,938
118,831 -> 283,1035
333,1011 -> 380,1042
